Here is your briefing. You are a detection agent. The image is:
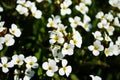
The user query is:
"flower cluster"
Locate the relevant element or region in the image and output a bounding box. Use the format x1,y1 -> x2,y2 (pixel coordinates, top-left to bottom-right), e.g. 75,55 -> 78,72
109,0 -> 120,9
16,0 -> 42,19
0,19 -> 21,50
88,10 -> 120,57
0,54 -> 38,80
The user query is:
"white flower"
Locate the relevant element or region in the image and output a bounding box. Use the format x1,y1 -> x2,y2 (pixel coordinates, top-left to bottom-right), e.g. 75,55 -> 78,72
51,45 -> 65,62
42,59 -> 58,77
63,0 -> 72,6
0,57 -> 14,73
0,6 -> 3,12
57,24 -> 67,36
4,34 -> 15,46
62,43 -> 74,56
96,11 -> 105,19
24,56 -> 39,69
104,33 -> 111,42
60,3 -> 71,15
109,0 -> 118,7
90,75 -> 102,80
92,31 -> 103,41
59,59 -> 72,77
81,0 -> 92,5
116,36 -> 120,45
36,0 -> 43,3
49,31 -> 64,44
88,40 -> 104,56
0,37 -> 5,50
32,10 -> 42,19
12,54 -> 24,66
105,42 -> 119,56
105,12 -> 113,22
70,29 -> 82,48
23,69 -> 35,80
97,19 -> 109,29
106,26 -> 115,36
16,5 -> 29,16
75,3 -> 88,14
9,24 -> 21,37
47,15 -> 61,28
69,16 -> 81,28
113,17 -> 120,27
0,21 -> 6,32
80,14 -> 91,32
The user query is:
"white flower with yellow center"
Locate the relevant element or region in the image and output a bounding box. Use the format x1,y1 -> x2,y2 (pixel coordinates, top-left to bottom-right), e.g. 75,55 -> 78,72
69,16 -> 81,28
9,24 -> 21,37
4,34 -> 15,46
49,31 -> 64,44
90,75 -> 102,80
75,3 -> 88,14
60,3 -> 71,15
70,29 -> 82,48
106,26 -> 115,36
105,12 -> 113,22
0,57 -> 14,73
42,59 -> 58,77
24,56 -> 38,69
96,11 -> 105,19
92,31 -> 103,41
62,43 -> 74,56
97,19 -> 110,29
12,54 -> 24,66
104,33 -> 111,42
88,40 -> 104,56
59,59 -> 72,77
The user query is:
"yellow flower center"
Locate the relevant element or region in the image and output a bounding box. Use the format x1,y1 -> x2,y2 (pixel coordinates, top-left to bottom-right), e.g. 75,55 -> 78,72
48,66 -> 52,70
3,64 -> 7,68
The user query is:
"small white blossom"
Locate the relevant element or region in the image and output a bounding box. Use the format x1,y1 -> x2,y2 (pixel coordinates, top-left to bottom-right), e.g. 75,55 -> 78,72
32,10 -> 42,19
105,12 -> 113,22
9,24 -> 21,37
62,43 -> 74,56
104,33 -> 111,42
88,40 -> 104,56
113,17 -> 120,27
69,16 -> 81,28
0,57 -> 14,73
60,3 -> 71,15
4,34 -> 15,46
0,37 -> 5,50
59,59 -> 72,77
42,59 -> 58,77
81,0 -> 92,5
97,19 -> 110,29
36,0 -> 43,3
75,3 -> 88,14
0,6 -> 3,12
92,31 -> 103,41
96,11 -> 105,19
24,56 -> 39,69
12,54 -> 25,66
106,26 -> 115,36
90,75 -> 102,80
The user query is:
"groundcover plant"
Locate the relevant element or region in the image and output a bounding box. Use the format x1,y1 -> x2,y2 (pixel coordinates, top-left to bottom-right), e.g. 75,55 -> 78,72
0,0 -> 120,80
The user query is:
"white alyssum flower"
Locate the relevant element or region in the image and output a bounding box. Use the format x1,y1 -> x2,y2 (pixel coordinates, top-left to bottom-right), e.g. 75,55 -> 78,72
42,58 -> 58,77
69,16 -> 81,28
70,29 -> 82,48
59,59 -> 72,77
36,0 -> 43,3
47,15 -> 61,28
104,33 -> 111,42
57,24 -> 67,36
97,19 -> 110,29
0,37 -> 5,50
0,6 -> 3,12
23,68 -> 35,80
81,0 -> 92,5
63,0 -> 72,6
104,12 -> 113,22
0,21 -> 6,32
0,57 -> 14,73
9,24 -> 21,37
24,56 -> 39,69
106,26 -> 115,36
62,43 -> 74,56
4,34 -> 15,46
49,31 -> 64,44
51,45 -> 65,62
113,17 -> 120,27
31,7 -> 42,19
80,14 -> 91,32
88,40 -> 104,56
96,11 -> 105,19
60,2 -> 71,15
75,3 -> 88,14
90,75 -> 102,80
12,54 -> 25,66
104,42 -> 119,57
92,31 -> 103,41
